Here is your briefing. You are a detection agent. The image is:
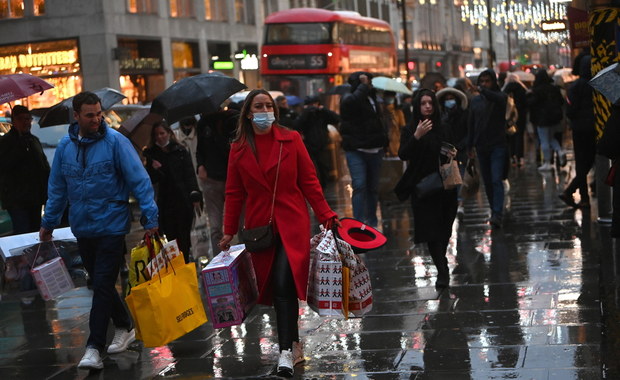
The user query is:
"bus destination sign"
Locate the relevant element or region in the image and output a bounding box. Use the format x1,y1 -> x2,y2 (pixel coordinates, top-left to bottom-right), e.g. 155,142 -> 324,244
268,54 -> 327,70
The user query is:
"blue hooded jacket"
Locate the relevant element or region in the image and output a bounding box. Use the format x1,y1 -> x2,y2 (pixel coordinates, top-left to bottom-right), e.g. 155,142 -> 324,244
41,121 -> 158,238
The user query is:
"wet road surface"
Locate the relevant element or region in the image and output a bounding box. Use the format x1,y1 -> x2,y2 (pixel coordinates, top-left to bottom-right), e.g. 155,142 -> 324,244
0,150 -> 618,379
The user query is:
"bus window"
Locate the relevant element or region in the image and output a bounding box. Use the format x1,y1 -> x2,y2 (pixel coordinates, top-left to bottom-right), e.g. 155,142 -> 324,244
265,23 -> 332,45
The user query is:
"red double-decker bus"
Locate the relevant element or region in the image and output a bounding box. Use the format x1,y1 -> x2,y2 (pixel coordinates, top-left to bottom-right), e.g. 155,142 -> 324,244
261,8 -> 397,96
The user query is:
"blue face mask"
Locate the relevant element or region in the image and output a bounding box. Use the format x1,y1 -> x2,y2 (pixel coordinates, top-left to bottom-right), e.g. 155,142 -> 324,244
252,112 -> 276,130
444,99 -> 457,109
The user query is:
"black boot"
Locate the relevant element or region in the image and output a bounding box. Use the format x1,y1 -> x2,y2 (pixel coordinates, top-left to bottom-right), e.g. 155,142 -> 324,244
428,241 -> 450,289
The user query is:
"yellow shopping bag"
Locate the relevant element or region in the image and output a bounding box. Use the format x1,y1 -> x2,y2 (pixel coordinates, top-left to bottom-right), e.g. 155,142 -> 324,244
127,234 -> 166,294
126,261 -> 207,347
126,253 -> 186,341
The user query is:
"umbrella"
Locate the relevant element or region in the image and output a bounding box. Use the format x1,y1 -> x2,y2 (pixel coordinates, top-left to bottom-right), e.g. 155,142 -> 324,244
150,73 -> 247,125
286,95 -> 303,106
589,63 -> 620,105
38,87 -> 126,127
327,84 -> 351,95
371,76 -> 412,95
510,70 -> 535,83
0,74 -> 54,104
419,72 -> 447,91
117,109 -> 163,151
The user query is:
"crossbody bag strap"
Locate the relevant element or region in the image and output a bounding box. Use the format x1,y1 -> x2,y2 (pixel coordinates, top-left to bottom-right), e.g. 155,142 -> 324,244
268,142 -> 283,223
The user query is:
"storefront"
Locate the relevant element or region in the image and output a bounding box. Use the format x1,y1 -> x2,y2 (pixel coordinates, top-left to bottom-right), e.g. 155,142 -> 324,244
117,38 -> 164,104
0,38 -> 81,111
172,41 -> 200,82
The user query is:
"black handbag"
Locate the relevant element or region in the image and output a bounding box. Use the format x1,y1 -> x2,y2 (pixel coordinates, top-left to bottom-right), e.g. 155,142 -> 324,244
241,143 -> 283,252
415,171 -> 443,199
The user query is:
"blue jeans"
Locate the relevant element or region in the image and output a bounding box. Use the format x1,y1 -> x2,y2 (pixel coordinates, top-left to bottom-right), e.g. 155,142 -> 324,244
77,235 -> 131,351
537,126 -> 563,163
477,145 -> 507,218
345,150 -> 383,227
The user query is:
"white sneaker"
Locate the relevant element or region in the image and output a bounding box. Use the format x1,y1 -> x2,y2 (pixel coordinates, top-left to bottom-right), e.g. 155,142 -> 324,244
277,349 -> 294,377
78,347 -> 103,370
107,328 -> 136,354
537,163 -> 553,171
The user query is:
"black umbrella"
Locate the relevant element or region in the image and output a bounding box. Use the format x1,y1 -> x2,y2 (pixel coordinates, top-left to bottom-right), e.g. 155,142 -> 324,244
419,72 -> 447,91
38,87 -> 126,127
150,73 -> 247,125
327,84 -> 351,95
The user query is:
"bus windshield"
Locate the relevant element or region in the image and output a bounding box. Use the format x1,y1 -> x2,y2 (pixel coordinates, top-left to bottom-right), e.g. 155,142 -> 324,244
265,23 -> 332,45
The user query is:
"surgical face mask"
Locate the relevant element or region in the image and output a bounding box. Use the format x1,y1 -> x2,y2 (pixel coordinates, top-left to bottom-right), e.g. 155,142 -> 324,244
444,99 -> 457,109
155,139 -> 170,148
252,112 -> 276,130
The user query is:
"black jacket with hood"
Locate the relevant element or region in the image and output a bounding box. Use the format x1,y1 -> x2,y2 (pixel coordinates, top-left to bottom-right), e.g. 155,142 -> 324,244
467,69 -> 508,151
566,55 -> 594,132
339,71 -> 388,151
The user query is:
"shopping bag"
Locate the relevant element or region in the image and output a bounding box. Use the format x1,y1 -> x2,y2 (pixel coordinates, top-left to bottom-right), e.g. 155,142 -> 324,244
191,209 -> 212,259
439,158 -> 462,190
144,239 -> 182,278
127,234 -> 165,294
126,260 -> 208,347
460,158 -> 480,198
307,229 -> 372,319
202,244 -> 259,329
28,241 -> 74,301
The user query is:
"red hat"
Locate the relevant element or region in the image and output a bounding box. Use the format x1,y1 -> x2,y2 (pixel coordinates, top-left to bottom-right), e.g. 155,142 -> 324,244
336,218 -> 387,253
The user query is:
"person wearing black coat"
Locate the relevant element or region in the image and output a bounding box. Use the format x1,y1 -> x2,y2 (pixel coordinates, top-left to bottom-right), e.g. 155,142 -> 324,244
528,70 -> 566,171
560,55 -> 596,209
195,109 -> 239,256
144,121 -> 201,262
397,89 -> 458,288
294,95 -> 340,188
503,73 -> 529,167
0,106 -> 50,234
598,104 -> 620,238
340,71 -> 388,227
467,69 -> 508,228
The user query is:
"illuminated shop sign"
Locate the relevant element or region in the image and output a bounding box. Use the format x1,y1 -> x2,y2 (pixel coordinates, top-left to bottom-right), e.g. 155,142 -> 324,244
541,20 -> 567,32
0,50 -> 78,71
120,57 -> 162,70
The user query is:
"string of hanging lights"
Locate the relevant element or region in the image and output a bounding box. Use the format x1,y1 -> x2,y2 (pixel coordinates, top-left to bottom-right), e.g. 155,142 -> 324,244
459,0 -> 569,44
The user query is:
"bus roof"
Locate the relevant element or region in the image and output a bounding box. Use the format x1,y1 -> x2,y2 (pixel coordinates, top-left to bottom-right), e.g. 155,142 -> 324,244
265,7 -> 391,28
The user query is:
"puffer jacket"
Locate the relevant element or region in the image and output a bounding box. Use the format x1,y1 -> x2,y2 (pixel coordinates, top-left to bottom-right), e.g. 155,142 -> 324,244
41,121 -> 158,238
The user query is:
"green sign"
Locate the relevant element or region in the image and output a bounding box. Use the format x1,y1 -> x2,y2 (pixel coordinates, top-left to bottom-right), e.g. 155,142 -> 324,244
213,61 -> 234,70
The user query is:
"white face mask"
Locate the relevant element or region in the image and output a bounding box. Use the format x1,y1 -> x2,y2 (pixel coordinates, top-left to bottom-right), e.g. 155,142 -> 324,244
252,112 -> 276,130
155,139 -> 170,148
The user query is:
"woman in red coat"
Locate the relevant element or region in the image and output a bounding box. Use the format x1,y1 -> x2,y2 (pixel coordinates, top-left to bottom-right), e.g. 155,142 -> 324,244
219,89 -> 339,377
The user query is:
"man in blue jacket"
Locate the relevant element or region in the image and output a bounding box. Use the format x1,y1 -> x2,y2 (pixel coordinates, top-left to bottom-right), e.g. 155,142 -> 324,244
39,91 -> 159,370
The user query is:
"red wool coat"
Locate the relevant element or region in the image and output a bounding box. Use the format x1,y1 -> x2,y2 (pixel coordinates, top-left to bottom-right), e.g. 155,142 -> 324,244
224,126 -> 337,305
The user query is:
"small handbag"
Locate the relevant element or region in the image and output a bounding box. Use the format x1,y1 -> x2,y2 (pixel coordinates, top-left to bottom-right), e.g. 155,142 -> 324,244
415,171 -> 443,199
439,157 -> 463,190
241,143 -> 283,252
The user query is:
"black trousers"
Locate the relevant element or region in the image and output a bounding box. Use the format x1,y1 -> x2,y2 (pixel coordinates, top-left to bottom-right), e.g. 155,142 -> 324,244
272,237 -> 299,351
565,129 -> 596,201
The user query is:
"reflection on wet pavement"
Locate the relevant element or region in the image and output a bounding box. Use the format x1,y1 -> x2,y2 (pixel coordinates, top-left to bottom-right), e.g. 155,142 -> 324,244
0,156 -> 617,379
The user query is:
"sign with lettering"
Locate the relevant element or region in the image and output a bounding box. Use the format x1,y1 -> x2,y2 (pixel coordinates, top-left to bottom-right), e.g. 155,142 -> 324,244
567,7 -> 589,49
268,54 -> 327,70
0,50 -> 78,71
119,57 -> 161,70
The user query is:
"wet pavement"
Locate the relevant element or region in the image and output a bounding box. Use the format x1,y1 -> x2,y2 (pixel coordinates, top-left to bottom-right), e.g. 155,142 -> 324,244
1,146 -> 619,379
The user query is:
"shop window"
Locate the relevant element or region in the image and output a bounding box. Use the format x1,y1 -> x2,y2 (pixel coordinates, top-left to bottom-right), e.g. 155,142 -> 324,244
170,0 -> 193,18
33,0 -> 44,15
234,0 -> 254,25
128,0 -> 157,14
205,0 -> 227,21
0,0 -> 25,19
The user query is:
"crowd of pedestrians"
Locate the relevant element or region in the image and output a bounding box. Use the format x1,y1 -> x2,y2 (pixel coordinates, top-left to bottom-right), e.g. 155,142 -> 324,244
0,60 -> 618,377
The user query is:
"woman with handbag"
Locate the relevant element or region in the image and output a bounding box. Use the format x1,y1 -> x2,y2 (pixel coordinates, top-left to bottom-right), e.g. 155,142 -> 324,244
144,121 -> 202,263
397,89 -> 458,289
218,89 -> 339,377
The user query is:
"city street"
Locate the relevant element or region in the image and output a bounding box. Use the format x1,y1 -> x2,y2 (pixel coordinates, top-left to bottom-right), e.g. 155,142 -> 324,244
0,146 -> 617,379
